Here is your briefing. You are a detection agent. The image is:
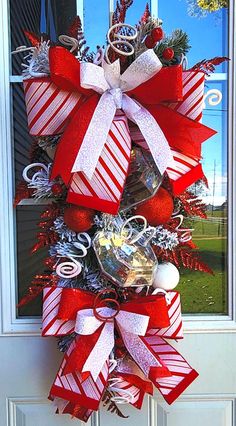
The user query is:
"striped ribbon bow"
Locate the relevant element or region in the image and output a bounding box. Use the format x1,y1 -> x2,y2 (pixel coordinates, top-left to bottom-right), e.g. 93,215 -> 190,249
23,46 -> 216,213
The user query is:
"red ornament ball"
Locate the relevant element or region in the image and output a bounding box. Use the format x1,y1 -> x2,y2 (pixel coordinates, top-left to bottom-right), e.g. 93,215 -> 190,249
51,183 -> 63,196
64,205 -> 95,232
151,27 -> 164,42
162,47 -> 174,61
135,187 -> 174,226
145,35 -> 156,49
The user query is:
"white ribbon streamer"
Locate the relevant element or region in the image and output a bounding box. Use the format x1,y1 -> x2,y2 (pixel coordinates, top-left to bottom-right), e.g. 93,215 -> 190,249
71,49 -> 172,179
74,306 -> 161,380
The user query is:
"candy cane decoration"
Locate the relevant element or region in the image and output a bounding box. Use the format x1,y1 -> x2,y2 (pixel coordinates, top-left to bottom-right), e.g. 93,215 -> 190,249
56,233 -> 92,279
105,23 -> 138,63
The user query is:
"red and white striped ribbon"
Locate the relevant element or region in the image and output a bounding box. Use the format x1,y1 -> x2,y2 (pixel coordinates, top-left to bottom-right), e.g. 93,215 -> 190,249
142,335 -> 198,404
50,338 -> 109,410
147,291 -> 183,339
167,70 -> 205,122
42,287 -> 75,336
130,71 -> 205,194
67,112 -> 132,214
23,78 -> 83,136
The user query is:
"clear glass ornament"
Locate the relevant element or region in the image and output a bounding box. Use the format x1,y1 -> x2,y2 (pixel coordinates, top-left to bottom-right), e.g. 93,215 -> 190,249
93,230 -> 156,287
120,147 -> 163,211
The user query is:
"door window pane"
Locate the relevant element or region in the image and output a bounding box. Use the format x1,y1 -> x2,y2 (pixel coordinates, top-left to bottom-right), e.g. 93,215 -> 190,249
83,0 -> 109,52
10,0 -> 76,75
159,1 -> 228,314
10,0 -> 230,318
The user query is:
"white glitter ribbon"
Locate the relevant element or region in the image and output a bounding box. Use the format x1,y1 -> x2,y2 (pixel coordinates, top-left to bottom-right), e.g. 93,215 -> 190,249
74,306 -> 161,380
71,50 -> 172,180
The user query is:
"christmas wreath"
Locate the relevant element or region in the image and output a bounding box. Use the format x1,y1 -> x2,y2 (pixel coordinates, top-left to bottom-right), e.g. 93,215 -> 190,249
14,1 -> 227,422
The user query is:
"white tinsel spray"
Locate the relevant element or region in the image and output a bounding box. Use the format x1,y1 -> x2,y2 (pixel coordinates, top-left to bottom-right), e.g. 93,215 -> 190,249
22,41 -> 50,79
152,226 -> 179,250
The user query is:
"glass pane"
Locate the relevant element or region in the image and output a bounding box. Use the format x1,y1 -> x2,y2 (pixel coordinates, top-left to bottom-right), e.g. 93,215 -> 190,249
83,0 -> 109,52
12,83 -> 50,317
121,0 -> 151,26
10,0 -> 76,75
16,206 -> 47,317
159,1 -> 228,314
158,0 -> 228,70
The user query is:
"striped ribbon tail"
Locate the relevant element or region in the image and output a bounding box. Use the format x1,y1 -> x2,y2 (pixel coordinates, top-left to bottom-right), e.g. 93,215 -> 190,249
42,287 -> 75,336
147,291 -> 183,339
23,78 -> 83,136
130,71 -> 206,195
50,338 -> 109,413
165,70 -> 206,193
167,70 -> 205,122
67,111 -> 132,215
142,335 -> 199,404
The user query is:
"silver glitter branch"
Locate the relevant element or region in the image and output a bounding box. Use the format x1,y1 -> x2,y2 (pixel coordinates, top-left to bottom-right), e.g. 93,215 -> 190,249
21,41 -> 50,79
152,226 -> 179,250
53,217 -> 80,242
26,163 -> 54,200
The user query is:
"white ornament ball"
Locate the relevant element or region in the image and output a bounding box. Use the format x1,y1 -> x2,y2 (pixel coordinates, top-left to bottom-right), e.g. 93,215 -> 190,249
152,262 -> 180,290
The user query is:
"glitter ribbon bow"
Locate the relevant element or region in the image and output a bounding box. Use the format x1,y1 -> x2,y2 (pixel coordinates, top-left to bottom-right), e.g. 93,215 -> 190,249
54,288 -> 172,381
50,48 -> 180,184
43,287 -> 198,421
23,46 -> 216,213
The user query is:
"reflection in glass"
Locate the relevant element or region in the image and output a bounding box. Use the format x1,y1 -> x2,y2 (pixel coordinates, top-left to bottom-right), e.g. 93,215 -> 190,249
122,0 -> 151,26
10,1 -> 229,317
16,205 -> 47,317
159,2 -> 228,314
12,83 -> 50,317
10,0 -> 76,75
83,0 -> 109,53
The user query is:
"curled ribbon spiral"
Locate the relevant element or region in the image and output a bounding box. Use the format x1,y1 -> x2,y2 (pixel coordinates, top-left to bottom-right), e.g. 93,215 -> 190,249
172,214 -> 194,243
56,258 -> 82,279
203,88 -> 222,108
108,377 -> 135,404
56,233 -> 92,279
105,23 -> 138,63
107,359 -> 135,404
58,35 -> 79,53
22,162 -> 50,183
121,215 -> 156,245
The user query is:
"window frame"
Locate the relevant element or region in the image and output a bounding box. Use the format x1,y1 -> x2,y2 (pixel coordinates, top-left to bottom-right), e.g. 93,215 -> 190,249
0,0 -> 235,335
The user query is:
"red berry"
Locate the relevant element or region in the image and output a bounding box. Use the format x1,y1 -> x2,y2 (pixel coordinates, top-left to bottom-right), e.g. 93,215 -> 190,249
162,47 -> 174,61
151,27 -> 164,42
145,35 -> 156,49
51,183 -> 63,196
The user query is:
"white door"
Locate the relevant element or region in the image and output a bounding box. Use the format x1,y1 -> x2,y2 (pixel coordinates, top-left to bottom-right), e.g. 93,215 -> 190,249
0,1 -> 235,426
